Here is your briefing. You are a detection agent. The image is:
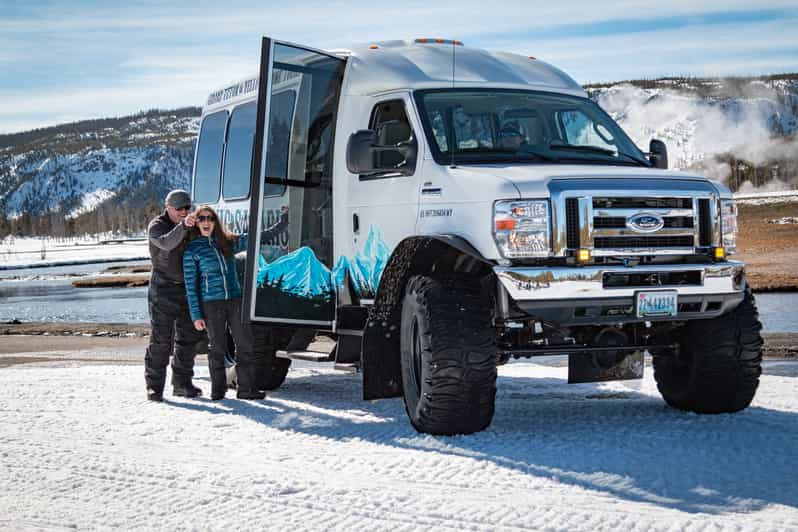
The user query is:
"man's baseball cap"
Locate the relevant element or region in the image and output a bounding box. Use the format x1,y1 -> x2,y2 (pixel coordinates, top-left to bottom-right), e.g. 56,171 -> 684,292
165,190 -> 192,209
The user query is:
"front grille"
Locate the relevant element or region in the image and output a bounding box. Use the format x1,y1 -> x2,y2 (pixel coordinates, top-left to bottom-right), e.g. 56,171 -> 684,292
593,197 -> 693,209
592,216 -> 694,229
552,180 -> 718,257
698,199 -> 712,246
565,198 -> 580,248
602,270 -> 702,288
594,236 -> 694,249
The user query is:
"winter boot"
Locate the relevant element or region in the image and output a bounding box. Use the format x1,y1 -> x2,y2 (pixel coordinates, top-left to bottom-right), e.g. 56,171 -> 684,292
210,366 -> 227,401
173,381 -> 203,398
237,389 -> 266,400
147,388 -> 164,402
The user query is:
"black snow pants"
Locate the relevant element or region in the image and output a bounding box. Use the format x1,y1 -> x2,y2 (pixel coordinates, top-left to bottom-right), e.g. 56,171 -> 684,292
202,298 -> 264,396
144,274 -> 204,392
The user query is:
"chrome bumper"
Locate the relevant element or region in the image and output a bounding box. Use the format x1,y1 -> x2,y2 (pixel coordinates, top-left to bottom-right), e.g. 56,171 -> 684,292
494,261 -> 745,301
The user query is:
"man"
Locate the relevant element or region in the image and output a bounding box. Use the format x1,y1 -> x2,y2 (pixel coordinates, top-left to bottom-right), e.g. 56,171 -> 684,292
497,121 -> 525,152
144,189 -> 205,401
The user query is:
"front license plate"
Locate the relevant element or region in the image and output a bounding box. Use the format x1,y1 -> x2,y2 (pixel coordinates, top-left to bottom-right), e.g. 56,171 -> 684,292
635,290 -> 677,318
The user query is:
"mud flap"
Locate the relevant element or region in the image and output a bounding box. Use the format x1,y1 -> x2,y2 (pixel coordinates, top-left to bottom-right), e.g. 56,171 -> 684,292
568,350 -> 644,384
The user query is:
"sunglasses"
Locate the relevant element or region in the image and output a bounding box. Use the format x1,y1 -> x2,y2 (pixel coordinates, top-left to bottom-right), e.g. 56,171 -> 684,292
174,206 -> 191,212
197,215 -> 216,222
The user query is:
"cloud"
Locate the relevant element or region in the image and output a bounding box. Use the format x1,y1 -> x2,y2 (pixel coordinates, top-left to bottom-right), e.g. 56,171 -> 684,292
1,1 -> 797,133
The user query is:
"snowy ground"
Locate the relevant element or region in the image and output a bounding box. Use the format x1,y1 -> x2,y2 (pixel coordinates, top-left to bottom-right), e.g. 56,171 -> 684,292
1,356 -> 797,531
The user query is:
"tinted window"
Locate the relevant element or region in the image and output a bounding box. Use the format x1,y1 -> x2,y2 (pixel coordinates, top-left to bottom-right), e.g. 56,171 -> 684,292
222,102 -> 256,200
368,100 -> 416,173
193,111 -> 227,204
264,43 -> 346,186
263,90 -> 295,197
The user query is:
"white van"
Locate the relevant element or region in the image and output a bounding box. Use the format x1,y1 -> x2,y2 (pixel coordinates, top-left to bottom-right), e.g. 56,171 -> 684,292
192,37 -> 762,435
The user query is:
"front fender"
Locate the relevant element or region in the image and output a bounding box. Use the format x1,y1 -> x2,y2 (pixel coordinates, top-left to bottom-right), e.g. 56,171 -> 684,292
361,235 -> 491,400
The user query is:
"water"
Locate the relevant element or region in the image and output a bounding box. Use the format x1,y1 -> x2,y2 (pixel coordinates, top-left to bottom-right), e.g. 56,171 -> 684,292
0,261 -> 150,323
0,279 -> 149,323
0,263 -> 796,331
754,292 -> 798,333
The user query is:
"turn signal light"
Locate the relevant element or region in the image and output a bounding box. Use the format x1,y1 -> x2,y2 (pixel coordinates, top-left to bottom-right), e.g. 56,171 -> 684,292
577,248 -> 591,263
495,219 -> 516,231
714,247 -> 726,259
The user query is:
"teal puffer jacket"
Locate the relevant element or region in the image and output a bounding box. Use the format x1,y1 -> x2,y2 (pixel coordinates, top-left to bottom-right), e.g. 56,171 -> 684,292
183,234 -> 247,322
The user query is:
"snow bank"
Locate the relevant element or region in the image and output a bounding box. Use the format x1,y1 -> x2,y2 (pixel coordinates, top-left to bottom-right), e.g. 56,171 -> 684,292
0,236 -> 148,269
1,360 -> 796,530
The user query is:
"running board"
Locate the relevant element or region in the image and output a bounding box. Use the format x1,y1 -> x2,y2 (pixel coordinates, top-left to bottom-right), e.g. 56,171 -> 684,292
276,350 -> 332,362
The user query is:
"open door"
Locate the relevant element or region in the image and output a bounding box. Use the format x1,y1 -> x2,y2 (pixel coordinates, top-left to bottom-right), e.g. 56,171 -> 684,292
243,38 -> 346,326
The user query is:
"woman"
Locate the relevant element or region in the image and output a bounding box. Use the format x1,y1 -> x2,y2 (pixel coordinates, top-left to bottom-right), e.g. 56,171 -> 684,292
182,205 -> 265,401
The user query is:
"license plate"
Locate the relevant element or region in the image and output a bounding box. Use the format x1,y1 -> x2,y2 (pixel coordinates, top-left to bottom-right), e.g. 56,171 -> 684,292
635,290 -> 677,318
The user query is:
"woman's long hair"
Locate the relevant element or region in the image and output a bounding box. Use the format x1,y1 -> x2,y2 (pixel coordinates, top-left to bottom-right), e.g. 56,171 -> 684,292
188,205 -> 236,258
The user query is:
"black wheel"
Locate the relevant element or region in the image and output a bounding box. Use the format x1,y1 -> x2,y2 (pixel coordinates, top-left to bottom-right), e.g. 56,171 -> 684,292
399,275 -> 497,435
225,325 -> 293,391
653,288 -> 763,413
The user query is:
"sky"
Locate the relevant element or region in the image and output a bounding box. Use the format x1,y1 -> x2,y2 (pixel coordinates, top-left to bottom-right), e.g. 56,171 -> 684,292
1,0 -> 797,134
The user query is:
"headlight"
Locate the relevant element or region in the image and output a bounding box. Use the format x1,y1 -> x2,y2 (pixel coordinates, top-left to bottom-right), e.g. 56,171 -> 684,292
493,199 -> 551,258
720,199 -> 737,254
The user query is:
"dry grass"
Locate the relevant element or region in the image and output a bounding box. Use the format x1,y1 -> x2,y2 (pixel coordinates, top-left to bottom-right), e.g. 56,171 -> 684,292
736,201 -> 798,291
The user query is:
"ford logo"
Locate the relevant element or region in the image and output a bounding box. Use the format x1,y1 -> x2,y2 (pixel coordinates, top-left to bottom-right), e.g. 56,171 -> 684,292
626,213 -> 665,233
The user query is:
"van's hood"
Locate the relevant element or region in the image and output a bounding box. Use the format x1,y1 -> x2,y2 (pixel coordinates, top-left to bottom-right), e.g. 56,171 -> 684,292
449,164 -> 724,197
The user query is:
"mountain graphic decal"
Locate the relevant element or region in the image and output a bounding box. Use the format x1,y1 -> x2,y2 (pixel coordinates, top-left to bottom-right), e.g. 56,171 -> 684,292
258,246 -> 333,299
332,225 -> 390,298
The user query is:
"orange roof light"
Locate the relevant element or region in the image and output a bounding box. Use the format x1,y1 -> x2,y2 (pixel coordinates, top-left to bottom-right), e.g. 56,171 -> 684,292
369,44 -> 379,49
529,56 -> 537,60
415,38 -> 464,46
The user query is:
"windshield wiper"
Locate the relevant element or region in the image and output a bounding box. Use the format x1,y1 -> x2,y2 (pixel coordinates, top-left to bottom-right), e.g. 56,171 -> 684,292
616,151 -> 651,167
548,142 -> 651,167
449,148 -> 557,163
548,142 -> 615,156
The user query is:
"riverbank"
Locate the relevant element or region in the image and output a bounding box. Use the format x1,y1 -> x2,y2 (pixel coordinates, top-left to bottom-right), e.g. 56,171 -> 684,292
1,321 -> 795,359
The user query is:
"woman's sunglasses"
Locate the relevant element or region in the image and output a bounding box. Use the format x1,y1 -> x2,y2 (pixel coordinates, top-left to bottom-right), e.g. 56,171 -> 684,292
197,215 -> 216,222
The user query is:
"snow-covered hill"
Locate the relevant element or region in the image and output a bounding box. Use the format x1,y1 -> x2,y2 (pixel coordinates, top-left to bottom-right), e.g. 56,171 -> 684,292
0,108 -> 200,221
589,75 -> 798,190
1,73 -> 797,234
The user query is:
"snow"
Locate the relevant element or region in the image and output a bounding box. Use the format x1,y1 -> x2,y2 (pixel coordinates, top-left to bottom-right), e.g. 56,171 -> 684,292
1,357 -> 796,531
0,236 -> 149,268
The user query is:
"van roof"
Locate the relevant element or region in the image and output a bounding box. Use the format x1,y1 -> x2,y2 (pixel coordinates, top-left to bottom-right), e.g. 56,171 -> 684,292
202,40 -> 586,111
342,40 -> 585,97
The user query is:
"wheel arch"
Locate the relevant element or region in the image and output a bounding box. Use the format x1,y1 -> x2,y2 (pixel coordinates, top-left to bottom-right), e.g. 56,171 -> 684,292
361,234 -> 493,400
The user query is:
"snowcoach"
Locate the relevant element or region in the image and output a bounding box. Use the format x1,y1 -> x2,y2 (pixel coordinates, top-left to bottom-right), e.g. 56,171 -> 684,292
190,37 -> 763,435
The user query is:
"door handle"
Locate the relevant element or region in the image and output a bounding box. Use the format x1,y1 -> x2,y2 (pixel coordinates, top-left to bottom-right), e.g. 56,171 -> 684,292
353,213 -> 360,234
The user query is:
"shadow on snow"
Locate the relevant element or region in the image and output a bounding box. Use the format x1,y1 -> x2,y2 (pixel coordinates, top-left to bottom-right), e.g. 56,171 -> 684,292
172,362 -> 798,514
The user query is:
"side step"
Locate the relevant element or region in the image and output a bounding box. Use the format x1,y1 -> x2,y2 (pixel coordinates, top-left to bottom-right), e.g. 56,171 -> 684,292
276,349 -> 331,362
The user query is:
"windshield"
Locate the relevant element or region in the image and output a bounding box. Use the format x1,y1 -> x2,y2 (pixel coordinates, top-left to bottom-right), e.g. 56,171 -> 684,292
414,89 -> 648,166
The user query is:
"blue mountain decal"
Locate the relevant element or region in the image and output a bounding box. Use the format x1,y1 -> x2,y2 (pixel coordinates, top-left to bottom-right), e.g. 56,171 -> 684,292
258,246 -> 332,298
332,226 -> 390,298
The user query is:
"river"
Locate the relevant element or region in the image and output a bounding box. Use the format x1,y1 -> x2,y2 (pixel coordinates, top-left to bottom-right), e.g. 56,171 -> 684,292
0,263 -> 796,331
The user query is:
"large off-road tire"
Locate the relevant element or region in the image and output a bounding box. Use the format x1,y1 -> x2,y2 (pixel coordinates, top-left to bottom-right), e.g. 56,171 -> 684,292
652,288 -> 763,413
399,275 -> 497,435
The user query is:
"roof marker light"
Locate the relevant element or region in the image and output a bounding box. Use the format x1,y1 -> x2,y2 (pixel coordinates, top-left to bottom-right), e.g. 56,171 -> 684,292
369,44 -> 379,49
529,56 -> 537,60
414,38 -> 464,46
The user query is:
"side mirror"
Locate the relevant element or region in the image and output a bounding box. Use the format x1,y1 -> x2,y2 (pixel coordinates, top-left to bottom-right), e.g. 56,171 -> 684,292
346,129 -> 417,176
649,139 -> 668,169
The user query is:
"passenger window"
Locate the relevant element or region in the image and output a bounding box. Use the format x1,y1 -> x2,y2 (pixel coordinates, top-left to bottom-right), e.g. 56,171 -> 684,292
368,100 -> 416,173
193,111 -> 227,204
558,110 -> 616,153
222,102 -> 256,200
